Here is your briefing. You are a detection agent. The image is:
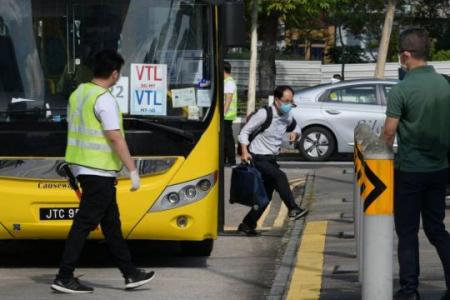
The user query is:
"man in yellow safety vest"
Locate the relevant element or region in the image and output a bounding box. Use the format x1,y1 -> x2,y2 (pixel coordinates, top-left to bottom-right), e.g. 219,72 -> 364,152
224,61 -> 237,166
52,50 -> 154,294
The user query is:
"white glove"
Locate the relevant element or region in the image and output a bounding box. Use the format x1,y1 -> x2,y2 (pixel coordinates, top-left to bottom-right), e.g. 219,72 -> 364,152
129,170 -> 140,192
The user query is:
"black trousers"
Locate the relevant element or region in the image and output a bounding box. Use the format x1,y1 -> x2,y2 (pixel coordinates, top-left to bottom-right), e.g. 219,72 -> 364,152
394,169 -> 450,292
57,175 -> 137,279
224,120 -> 236,164
242,154 -> 299,229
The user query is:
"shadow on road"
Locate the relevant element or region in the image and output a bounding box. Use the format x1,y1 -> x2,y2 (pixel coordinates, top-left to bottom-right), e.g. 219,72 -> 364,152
278,153 -> 353,162
0,240 -> 208,268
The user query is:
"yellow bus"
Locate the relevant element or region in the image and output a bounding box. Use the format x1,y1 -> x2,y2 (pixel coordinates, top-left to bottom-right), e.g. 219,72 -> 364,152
0,0 -> 244,256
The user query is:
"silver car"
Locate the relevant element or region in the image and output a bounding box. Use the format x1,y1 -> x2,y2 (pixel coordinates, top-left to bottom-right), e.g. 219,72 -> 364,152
290,79 -> 398,161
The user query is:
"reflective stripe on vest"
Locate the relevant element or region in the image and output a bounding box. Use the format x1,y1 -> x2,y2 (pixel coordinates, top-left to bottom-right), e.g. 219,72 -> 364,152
224,76 -> 237,121
65,82 -> 123,171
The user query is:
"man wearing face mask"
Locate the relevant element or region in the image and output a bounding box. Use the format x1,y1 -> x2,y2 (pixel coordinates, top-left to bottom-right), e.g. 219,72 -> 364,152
237,86 -> 308,236
383,28 -> 450,300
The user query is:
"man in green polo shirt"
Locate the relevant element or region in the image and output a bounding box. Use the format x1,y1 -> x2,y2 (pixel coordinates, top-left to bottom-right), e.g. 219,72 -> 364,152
383,28 -> 450,300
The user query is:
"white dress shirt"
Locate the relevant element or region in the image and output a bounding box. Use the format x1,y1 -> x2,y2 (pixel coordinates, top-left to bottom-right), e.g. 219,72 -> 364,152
238,105 -> 301,155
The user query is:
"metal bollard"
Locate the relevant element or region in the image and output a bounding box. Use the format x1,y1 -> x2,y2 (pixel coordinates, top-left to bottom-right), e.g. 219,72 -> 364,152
361,149 -> 394,300
353,123 -> 374,283
353,141 -> 364,283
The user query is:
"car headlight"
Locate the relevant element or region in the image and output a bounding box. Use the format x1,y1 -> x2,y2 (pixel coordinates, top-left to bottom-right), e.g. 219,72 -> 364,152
149,172 -> 217,212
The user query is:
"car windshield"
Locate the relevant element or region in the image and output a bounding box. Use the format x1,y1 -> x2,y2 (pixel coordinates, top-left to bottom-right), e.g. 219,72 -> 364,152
0,0 -> 214,123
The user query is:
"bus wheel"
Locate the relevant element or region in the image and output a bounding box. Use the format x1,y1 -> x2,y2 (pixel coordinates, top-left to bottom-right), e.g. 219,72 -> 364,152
180,239 -> 214,257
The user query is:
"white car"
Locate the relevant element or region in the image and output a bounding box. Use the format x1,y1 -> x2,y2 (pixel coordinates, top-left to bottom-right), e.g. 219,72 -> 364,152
291,79 -> 398,161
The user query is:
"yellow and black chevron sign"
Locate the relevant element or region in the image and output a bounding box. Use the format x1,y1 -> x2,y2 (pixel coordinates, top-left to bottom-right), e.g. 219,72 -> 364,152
354,143 -> 393,215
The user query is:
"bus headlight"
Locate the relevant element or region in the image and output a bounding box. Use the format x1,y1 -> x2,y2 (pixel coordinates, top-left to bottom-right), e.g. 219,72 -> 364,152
167,192 -> 180,205
197,179 -> 211,191
184,185 -> 197,199
149,172 -> 217,212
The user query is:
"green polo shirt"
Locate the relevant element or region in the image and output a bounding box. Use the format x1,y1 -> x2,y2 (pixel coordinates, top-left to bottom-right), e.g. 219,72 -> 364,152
386,65 -> 450,172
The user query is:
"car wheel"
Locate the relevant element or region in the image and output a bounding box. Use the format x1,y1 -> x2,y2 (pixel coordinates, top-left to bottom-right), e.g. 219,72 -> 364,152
298,126 -> 336,161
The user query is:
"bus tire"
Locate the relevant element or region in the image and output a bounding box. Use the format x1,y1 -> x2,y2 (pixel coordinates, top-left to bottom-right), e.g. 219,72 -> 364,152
180,239 -> 214,257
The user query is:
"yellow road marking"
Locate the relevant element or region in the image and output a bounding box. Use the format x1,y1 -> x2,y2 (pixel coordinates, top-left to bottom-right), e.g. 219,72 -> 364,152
257,202 -> 271,229
225,176 -> 306,232
271,179 -> 305,229
289,178 -> 306,186
286,221 -> 328,300
223,225 -> 272,231
273,202 -> 288,228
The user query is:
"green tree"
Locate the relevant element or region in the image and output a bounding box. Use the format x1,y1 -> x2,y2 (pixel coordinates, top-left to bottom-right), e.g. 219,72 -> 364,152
401,0 -> 450,53
247,0 -> 259,115
257,0 -> 336,96
375,0 -> 397,78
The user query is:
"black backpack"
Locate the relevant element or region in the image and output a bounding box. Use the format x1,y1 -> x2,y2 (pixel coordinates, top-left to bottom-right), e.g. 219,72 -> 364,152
237,105 -> 297,155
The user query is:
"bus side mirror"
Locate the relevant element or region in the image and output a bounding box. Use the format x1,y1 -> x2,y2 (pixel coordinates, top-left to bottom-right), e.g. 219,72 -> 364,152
222,0 -> 246,48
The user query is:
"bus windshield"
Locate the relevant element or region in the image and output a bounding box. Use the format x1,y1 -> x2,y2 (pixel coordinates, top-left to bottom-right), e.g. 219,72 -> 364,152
0,0 -> 217,157
0,0 -> 215,123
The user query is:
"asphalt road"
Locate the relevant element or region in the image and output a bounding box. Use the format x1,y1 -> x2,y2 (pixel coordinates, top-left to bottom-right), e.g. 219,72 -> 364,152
0,165 -> 310,300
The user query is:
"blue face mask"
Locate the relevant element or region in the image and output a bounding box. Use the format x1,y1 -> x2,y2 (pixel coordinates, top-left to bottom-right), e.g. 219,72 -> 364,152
279,103 -> 292,114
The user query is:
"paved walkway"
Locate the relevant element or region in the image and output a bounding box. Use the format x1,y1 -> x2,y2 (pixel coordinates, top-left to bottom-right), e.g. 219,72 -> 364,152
286,166 -> 450,300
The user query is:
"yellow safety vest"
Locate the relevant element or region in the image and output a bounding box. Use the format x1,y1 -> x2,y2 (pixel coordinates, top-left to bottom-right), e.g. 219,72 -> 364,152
65,82 -> 123,171
224,76 -> 237,121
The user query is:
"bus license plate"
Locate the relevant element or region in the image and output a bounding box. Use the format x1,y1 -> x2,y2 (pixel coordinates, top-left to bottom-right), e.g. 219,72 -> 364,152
40,208 -> 79,220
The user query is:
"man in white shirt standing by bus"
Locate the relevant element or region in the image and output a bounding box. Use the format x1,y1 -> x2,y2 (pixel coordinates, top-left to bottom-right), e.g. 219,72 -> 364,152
223,61 -> 238,166
52,50 -> 154,293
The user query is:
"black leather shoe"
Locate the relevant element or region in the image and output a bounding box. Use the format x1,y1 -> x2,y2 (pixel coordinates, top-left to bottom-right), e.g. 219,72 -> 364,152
237,223 -> 258,236
394,289 -> 420,300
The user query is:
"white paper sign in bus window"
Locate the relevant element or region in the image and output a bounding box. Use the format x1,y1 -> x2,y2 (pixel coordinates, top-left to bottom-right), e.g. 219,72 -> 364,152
110,76 -> 129,113
197,89 -> 211,107
130,64 -> 167,116
171,88 -> 196,108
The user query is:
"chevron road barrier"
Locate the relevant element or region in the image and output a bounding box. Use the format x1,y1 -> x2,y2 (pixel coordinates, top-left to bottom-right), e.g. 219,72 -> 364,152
353,124 -> 394,300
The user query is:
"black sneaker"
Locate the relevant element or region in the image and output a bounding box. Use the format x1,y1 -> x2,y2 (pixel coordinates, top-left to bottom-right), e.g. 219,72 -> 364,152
125,269 -> 155,290
237,223 -> 258,236
289,208 -> 309,220
51,277 -> 94,294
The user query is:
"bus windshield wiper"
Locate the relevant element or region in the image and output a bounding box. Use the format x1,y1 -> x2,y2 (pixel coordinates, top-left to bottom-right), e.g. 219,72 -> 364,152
125,118 -> 195,143
0,108 -> 66,115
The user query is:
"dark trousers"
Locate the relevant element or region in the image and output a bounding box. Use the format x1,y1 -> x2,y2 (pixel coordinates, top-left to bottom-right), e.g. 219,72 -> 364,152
242,154 -> 299,229
224,120 -> 236,164
394,169 -> 450,292
57,175 -> 137,279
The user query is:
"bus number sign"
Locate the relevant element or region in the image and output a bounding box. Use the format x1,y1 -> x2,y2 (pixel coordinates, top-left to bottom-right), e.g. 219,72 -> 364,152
110,76 -> 129,114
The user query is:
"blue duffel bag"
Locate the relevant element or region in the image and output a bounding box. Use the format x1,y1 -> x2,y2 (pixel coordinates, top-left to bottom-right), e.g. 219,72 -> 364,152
229,163 -> 269,210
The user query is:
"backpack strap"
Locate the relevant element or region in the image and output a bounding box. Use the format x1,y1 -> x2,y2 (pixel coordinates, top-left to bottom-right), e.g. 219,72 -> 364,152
248,105 -> 273,143
286,118 -> 297,132
442,74 -> 450,85
260,105 -> 273,132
